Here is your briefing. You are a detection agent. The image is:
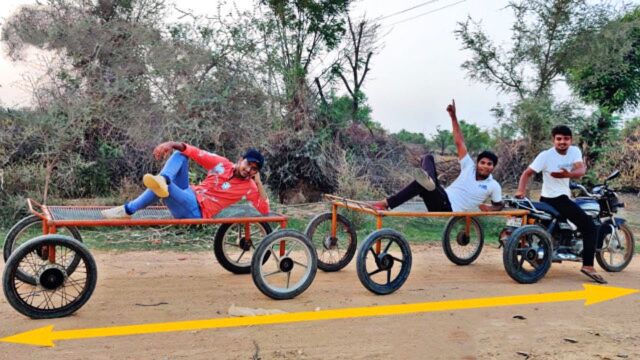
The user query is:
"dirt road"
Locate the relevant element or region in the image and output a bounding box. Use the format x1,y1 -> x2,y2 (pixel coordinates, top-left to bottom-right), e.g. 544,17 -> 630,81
1,244 -> 639,360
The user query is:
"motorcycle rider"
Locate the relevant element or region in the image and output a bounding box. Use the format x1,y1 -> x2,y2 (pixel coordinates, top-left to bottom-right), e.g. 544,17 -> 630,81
515,125 -> 605,284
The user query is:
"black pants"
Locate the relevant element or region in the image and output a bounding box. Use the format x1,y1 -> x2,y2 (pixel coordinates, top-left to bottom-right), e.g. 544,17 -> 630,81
540,195 -> 597,267
387,154 -> 452,211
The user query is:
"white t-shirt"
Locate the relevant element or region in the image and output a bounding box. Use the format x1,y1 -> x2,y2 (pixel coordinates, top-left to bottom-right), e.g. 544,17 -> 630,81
445,155 -> 502,212
529,145 -> 583,198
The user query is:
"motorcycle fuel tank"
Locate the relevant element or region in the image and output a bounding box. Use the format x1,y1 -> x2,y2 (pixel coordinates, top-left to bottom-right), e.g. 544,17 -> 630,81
576,198 -> 600,218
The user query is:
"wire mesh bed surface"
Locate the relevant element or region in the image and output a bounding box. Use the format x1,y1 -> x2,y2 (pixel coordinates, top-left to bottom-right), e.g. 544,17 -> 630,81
27,199 -> 287,227
323,194 -> 529,218
45,204 -> 282,221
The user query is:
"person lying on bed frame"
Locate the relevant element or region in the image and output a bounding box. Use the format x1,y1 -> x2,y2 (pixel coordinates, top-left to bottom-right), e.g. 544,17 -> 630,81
370,100 -> 503,213
101,142 -> 269,219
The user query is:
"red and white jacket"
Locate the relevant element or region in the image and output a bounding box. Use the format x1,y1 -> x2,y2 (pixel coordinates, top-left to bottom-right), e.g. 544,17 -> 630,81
182,144 -> 270,218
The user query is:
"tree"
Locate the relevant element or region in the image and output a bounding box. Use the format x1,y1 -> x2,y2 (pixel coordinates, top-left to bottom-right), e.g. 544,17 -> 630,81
393,129 -> 427,146
561,7 -> 640,164
429,127 -> 453,155
456,0 -> 613,100
0,0 -> 275,205
459,121 -> 494,154
564,7 -> 640,113
260,0 -> 351,130
455,0 -> 617,160
259,0 -> 353,203
330,14 -> 380,134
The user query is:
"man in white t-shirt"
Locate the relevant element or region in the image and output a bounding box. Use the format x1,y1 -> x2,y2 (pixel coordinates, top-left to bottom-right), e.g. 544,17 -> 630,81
370,100 -> 503,213
515,125 -> 604,284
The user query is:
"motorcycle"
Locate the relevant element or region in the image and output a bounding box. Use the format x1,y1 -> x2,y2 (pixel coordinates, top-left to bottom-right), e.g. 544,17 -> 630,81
499,170 -> 634,284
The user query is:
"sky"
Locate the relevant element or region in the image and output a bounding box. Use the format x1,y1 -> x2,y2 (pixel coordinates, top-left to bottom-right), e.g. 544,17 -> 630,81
0,0 -> 635,136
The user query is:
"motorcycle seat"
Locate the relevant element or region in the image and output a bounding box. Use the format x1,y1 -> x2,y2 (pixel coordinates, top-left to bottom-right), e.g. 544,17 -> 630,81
530,201 -> 563,219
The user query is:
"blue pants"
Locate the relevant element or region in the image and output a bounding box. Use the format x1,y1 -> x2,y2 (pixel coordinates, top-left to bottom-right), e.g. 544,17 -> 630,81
125,152 -> 202,219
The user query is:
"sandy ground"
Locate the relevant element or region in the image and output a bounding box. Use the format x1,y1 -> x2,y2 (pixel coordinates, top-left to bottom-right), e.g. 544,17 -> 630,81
0,243 -> 638,360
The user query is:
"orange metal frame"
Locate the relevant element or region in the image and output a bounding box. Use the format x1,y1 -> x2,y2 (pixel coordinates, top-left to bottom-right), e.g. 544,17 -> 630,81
324,194 -> 530,254
27,198 -> 290,258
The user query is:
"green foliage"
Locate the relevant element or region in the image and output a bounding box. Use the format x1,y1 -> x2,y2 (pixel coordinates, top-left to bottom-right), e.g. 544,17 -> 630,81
429,127 -> 454,155
456,0 -> 625,166
456,0 -> 615,99
622,117 -> 640,137
393,130 -> 427,145
262,0 -> 350,50
459,121 -> 494,153
261,0 -> 351,98
564,6 -> 640,113
319,92 -> 375,135
425,121 -> 492,155
509,95 -> 583,157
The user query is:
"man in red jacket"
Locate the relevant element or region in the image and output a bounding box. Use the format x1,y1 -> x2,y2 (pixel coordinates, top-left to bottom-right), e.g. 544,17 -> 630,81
102,141 -> 270,219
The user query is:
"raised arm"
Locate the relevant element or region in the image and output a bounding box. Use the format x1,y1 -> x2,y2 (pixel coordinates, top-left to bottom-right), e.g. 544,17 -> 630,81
446,99 -> 468,160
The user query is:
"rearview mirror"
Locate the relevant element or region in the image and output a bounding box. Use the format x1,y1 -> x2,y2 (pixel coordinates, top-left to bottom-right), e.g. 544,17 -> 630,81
605,170 -> 620,183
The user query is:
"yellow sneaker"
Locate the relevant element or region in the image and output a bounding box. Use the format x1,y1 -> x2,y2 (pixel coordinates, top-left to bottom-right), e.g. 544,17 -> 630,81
143,174 -> 169,198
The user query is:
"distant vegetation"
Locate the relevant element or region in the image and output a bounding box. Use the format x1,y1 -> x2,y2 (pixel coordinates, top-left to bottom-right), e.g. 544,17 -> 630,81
0,0 -> 639,227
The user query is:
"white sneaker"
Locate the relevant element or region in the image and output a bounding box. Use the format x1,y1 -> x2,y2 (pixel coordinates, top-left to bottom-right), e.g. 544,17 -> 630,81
101,205 -> 131,219
414,169 -> 436,191
143,174 -> 169,198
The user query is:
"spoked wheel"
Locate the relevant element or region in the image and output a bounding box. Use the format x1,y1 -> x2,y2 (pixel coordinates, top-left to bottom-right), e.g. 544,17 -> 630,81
596,223 -> 635,272
251,230 -> 317,300
3,215 -> 83,285
3,235 -> 97,319
356,229 -> 412,295
502,226 -> 552,284
214,222 -> 273,274
305,212 -> 357,272
442,216 -> 484,265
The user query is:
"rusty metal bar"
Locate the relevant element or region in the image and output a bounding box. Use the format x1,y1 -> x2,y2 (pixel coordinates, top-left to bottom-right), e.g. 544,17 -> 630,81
329,198 -> 529,218
331,204 -> 338,238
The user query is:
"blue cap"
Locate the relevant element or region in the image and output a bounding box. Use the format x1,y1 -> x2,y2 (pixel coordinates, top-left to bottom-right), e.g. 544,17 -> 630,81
243,148 -> 264,170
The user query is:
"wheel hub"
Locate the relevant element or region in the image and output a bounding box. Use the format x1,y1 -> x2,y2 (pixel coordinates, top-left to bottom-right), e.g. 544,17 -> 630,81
323,236 -> 337,250
37,264 -> 67,290
377,253 -> 394,270
279,257 -> 294,272
238,238 -> 252,251
456,231 -> 470,246
525,248 -> 538,262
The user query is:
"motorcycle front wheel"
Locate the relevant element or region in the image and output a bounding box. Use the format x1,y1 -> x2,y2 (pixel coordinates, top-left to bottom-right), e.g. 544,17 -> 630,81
596,223 -> 634,272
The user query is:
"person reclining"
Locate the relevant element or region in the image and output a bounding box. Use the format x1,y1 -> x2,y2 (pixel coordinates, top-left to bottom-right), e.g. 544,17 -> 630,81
102,141 -> 270,219
370,100 -> 503,213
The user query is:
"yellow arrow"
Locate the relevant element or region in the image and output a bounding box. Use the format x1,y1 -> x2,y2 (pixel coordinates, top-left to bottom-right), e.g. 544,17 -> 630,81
1,284 -> 637,347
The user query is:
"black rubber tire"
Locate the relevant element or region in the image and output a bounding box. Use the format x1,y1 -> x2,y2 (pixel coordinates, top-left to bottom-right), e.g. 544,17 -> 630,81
502,225 -> 553,284
304,212 -> 357,272
3,215 -> 83,284
356,229 -> 412,295
3,235 -> 98,319
251,230 -> 317,300
213,222 -> 273,274
442,216 -> 484,266
596,223 -> 635,272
